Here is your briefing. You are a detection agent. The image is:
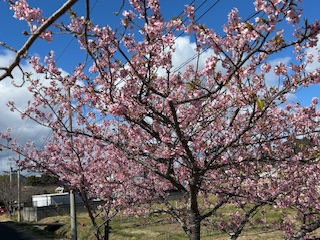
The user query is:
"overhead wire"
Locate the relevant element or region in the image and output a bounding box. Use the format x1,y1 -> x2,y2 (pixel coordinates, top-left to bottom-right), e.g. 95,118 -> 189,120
32,0 -> 258,150
62,0 -> 214,72
33,0 -> 100,151
160,0 -> 223,74
194,0 -> 221,23
169,0 -> 221,42
16,118 -> 29,139
56,0 -> 100,63
173,9 -> 262,73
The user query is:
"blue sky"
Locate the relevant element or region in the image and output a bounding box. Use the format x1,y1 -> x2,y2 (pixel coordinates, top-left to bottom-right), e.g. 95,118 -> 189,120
0,0 -> 319,173
1,0 -> 319,73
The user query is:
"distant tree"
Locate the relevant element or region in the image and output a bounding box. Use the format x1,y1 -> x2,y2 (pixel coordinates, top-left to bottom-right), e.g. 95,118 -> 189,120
26,174 -> 58,186
0,175 -> 17,218
40,174 -> 59,186
25,176 -> 42,186
1,1 -> 320,240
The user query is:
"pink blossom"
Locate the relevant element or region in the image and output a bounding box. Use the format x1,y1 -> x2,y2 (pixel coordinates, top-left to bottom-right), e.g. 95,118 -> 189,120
29,56 -> 45,73
254,0 -> 267,11
312,97 -> 318,105
40,30 -> 53,42
10,0 -> 42,22
274,62 -> 288,75
184,4 -> 194,19
286,9 -> 301,25
260,62 -> 271,73
2,1 -> 320,239
108,103 -> 127,116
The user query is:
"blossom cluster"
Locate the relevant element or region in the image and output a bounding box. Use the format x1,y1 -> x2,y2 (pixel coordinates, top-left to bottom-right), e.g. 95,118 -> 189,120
2,0 -> 320,239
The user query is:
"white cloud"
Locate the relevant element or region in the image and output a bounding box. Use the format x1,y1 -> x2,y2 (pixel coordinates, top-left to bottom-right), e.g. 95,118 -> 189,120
170,37 -> 301,107
285,92 -> 298,104
264,56 -> 291,88
1,34 -> 317,173
305,33 -> 320,73
0,51 -> 55,173
156,36 -> 215,76
172,36 -> 215,71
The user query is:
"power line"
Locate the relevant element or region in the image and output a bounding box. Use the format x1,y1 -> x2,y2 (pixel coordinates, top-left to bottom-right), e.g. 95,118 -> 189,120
56,0 -> 100,63
16,117 -> 29,139
173,10 -> 261,73
171,0 -> 221,40
32,1 -> 258,152
34,0 -> 101,150
56,37 -> 75,63
195,0 -> 221,23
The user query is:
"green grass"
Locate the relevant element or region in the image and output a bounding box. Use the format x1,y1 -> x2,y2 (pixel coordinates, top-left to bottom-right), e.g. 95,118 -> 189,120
7,202 -> 319,239
34,207 -> 286,240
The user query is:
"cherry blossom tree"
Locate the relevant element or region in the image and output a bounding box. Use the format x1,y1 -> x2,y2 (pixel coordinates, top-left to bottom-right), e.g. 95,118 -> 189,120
18,132 -> 152,239
1,0 -> 320,239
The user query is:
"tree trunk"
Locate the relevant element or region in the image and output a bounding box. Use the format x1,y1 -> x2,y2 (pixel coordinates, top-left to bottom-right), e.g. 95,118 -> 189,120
104,219 -> 110,240
79,191 -> 103,240
188,181 -> 201,240
188,212 -> 201,240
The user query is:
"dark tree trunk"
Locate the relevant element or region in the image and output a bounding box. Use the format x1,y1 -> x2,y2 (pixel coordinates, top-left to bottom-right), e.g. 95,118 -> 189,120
104,219 -> 110,240
79,190 -> 103,240
188,181 -> 201,240
188,211 -> 201,240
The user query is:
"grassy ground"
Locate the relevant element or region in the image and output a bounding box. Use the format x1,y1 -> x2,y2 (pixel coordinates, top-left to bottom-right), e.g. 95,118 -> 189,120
32,208 -> 287,240
3,205 -> 318,239
1,207 -> 286,240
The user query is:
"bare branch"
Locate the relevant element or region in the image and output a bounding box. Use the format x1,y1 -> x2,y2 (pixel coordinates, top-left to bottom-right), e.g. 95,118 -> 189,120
0,0 -> 78,81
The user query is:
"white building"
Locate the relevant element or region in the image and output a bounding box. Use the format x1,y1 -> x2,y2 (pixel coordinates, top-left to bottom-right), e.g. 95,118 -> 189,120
32,192 -> 82,207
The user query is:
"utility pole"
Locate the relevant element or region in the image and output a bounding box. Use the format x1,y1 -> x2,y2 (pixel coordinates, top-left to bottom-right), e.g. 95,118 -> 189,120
9,164 -> 12,190
70,190 -> 77,240
17,163 -> 21,222
9,164 -> 12,217
68,87 -> 77,240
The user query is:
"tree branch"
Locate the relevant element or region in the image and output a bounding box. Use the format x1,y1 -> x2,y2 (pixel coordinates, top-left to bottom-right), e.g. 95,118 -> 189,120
0,0 -> 78,81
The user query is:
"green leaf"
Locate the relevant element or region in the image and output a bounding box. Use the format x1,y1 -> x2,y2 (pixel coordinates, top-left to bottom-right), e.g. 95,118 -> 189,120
257,99 -> 265,111
186,79 -> 201,89
245,21 -> 253,30
25,72 -> 33,79
67,8 -> 77,17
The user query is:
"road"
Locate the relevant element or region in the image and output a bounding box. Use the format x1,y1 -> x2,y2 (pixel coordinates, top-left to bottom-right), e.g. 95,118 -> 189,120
0,222 -> 32,240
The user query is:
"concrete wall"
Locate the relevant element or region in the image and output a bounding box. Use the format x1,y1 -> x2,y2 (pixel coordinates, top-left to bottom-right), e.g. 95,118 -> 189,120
23,207 -> 38,222
23,201 -> 102,222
